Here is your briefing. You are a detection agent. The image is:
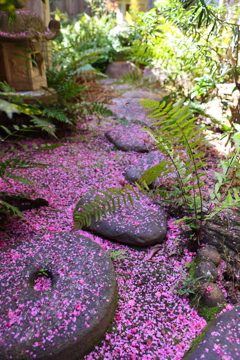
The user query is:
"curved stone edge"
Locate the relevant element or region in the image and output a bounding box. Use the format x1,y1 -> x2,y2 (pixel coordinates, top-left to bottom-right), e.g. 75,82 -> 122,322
51,264 -> 118,360
105,128 -> 151,153
183,305 -> 240,360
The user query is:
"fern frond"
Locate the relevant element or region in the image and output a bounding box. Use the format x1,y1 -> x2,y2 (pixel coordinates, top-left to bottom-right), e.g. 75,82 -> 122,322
138,159 -> 172,186
0,199 -> 23,218
140,98 -> 207,218
30,116 -> 57,138
73,187 -> 137,228
91,103 -> 113,118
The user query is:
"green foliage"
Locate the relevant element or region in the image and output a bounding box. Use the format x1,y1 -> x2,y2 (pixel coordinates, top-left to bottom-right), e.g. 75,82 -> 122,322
140,99 -> 207,223
72,98 -> 240,241
0,99 -> 19,119
0,0 -> 16,16
46,67 -> 86,102
76,101 -> 113,122
0,199 -> 23,219
118,69 -> 143,85
52,11 -> 117,72
0,126 -> 50,220
198,305 -> 224,323
38,269 -> 49,277
109,250 -> 128,260
175,273 -> 208,296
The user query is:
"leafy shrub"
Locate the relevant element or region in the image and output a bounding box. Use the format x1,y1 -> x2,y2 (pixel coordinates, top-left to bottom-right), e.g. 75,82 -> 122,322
52,11 -> 117,72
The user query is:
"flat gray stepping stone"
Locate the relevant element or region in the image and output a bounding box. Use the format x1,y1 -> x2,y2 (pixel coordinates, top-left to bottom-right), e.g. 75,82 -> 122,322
105,124 -> 155,152
120,90 -> 161,100
185,305 -> 240,360
108,97 -> 149,123
108,90 -> 162,123
124,151 -> 165,186
0,233 -> 117,360
74,191 -> 167,247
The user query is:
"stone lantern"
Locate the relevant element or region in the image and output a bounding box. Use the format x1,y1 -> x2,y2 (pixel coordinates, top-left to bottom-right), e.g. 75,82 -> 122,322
0,0 -> 60,92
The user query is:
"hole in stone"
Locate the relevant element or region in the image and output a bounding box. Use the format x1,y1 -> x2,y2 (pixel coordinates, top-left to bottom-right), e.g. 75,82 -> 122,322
29,269 -> 53,291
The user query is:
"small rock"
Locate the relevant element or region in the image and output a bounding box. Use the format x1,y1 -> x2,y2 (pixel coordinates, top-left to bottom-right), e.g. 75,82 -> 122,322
196,246 -> 221,266
203,282 -> 225,307
105,124 -> 155,152
195,261 -> 218,282
105,61 -> 140,78
74,191 -> 167,247
124,151 -> 166,187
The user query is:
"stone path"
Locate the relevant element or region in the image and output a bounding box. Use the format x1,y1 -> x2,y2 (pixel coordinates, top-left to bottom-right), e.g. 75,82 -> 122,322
1,75 -> 240,360
99,80 -> 240,360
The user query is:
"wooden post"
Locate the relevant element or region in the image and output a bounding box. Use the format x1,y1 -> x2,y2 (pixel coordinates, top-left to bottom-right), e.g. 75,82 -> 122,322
25,0 -> 52,68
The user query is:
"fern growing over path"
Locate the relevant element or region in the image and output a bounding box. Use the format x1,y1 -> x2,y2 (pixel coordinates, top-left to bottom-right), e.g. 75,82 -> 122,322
74,99 -> 240,241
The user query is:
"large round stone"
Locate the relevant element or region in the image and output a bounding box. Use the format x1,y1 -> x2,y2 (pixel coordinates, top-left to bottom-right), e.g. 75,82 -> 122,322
105,124 -> 155,152
0,233 -> 117,360
74,191 -> 167,247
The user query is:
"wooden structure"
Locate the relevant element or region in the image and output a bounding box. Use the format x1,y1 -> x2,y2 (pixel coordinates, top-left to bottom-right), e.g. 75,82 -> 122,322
50,0 -> 90,18
0,0 -> 60,91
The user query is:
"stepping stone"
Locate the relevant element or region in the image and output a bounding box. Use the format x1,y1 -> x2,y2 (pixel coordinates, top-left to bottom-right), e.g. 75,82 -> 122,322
120,90 -> 161,100
105,124 -> 155,152
74,191 -> 167,247
108,97 -> 149,122
105,61 -> 139,78
0,233 -> 117,360
124,151 -> 165,187
185,305 -> 240,360
108,90 -> 164,123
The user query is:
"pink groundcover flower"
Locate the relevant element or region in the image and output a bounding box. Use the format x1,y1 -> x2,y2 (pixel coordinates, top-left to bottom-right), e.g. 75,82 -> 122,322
33,277 -> 51,292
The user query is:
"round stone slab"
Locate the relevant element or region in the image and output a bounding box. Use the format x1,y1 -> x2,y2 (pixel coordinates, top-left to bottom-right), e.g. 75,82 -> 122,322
0,233 -> 117,360
105,124 -> 155,152
74,191 -> 167,247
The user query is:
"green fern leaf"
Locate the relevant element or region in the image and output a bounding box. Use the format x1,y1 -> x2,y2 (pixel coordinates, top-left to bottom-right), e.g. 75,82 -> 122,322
30,116 -> 57,138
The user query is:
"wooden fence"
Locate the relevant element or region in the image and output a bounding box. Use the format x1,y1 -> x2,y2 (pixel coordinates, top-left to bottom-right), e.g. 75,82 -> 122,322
50,0 -> 90,18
